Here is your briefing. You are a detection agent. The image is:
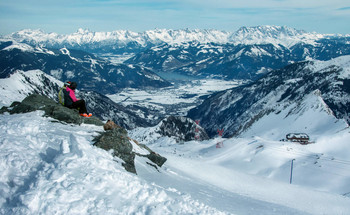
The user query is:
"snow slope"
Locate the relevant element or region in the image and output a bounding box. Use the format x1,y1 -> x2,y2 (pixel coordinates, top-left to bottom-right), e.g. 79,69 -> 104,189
241,89 -> 349,140
187,55 -> 350,137
0,70 -> 62,107
1,63 -> 350,214
0,112 -> 227,215
1,110 -> 350,215
132,131 -> 350,215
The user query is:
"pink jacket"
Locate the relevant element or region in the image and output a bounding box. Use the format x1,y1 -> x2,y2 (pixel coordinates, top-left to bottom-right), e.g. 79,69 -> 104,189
66,87 -> 78,102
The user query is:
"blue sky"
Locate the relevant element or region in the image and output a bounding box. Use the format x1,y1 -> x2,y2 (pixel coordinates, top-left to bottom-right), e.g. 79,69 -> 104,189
0,0 -> 349,35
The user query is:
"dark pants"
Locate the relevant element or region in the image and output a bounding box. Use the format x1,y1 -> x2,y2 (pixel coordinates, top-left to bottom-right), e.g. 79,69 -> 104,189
70,99 -> 88,114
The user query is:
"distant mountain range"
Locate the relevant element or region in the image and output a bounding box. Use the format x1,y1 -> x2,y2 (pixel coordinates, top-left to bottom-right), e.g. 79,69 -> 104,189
1,26 -> 350,135
3,26 -> 341,52
2,26 -> 350,81
0,40 -> 171,94
187,55 -> 350,138
126,39 -> 350,80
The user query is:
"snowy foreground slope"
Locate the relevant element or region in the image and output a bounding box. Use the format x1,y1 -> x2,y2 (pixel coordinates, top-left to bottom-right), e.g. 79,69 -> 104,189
0,112 -> 226,215
1,110 -> 349,214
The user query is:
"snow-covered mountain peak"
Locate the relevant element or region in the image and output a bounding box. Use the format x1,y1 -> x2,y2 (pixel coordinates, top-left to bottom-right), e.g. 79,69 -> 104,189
229,25 -> 325,47
311,89 -> 335,116
242,86 -> 347,140
1,40 -> 56,55
142,28 -> 230,44
10,29 -> 60,43
76,28 -> 91,35
2,41 -> 35,52
237,25 -> 305,36
3,25 -> 335,50
0,70 -> 62,107
12,29 -> 46,37
4,28 -> 230,47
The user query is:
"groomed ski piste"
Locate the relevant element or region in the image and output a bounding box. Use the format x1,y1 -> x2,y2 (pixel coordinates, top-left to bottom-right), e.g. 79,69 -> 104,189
1,108 -> 350,214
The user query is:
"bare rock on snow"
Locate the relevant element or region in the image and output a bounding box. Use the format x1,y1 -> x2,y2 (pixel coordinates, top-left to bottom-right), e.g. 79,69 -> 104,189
1,94 -> 167,174
158,116 -> 209,142
94,126 -> 137,173
93,125 -> 167,174
131,139 -> 167,168
2,94 -> 104,126
103,119 -> 120,130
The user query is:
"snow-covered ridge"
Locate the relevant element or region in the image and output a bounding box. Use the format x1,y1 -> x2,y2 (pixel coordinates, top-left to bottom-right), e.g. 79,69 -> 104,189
1,40 -> 56,55
187,55 -> 350,138
6,28 -> 230,47
230,25 -> 326,47
0,70 -> 62,107
308,55 -> 350,78
3,25 -> 340,48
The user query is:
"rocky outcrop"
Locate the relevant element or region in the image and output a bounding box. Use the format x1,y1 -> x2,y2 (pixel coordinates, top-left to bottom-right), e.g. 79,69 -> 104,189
93,126 -> 136,173
103,120 -> 120,130
1,94 -> 104,126
0,69 -> 159,129
1,94 -> 167,174
158,116 -> 209,142
93,127 -> 167,174
131,140 -> 167,168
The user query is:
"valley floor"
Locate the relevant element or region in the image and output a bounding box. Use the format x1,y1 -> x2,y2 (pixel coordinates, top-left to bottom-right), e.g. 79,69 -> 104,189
107,79 -> 245,117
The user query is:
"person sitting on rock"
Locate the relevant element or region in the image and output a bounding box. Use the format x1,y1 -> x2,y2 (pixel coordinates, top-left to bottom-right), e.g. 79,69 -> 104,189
64,81 -> 92,117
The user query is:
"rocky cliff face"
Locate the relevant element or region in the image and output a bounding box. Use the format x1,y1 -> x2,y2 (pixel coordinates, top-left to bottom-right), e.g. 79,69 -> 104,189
158,116 -> 209,142
129,116 -> 210,145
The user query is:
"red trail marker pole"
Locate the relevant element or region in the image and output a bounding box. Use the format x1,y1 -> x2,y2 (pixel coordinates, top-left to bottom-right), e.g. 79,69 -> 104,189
216,129 -> 224,148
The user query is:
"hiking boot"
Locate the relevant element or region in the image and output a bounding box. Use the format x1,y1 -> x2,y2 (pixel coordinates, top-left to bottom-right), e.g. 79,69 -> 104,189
80,113 -> 88,117
80,113 -> 92,117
